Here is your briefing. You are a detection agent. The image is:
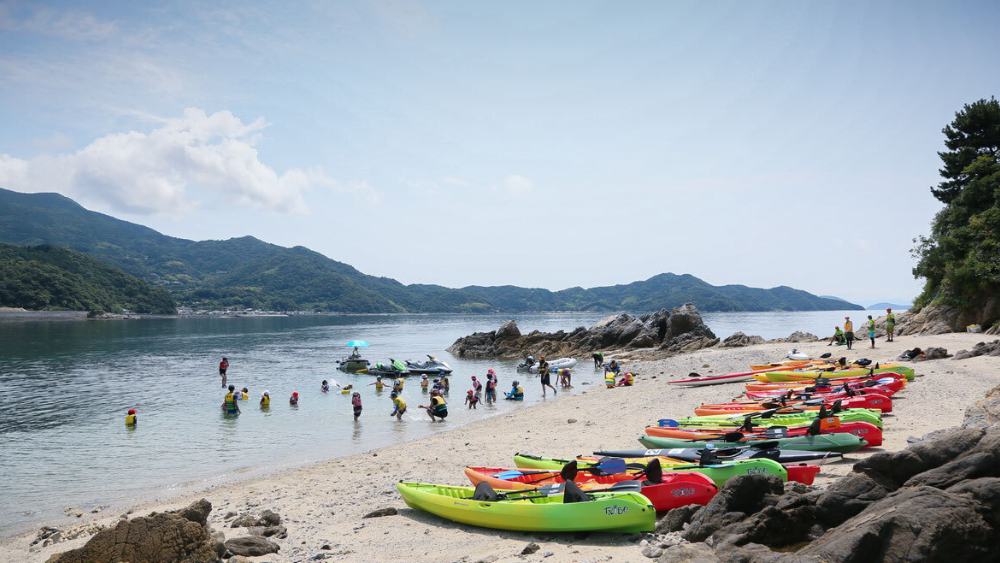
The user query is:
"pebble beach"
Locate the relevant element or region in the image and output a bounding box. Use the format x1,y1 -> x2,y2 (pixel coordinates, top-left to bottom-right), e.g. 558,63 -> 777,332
5,332 -> 998,563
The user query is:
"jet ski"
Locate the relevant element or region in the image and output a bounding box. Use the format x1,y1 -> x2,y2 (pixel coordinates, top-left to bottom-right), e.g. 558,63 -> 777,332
368,359 -> 410,377
405,355 -> 453,374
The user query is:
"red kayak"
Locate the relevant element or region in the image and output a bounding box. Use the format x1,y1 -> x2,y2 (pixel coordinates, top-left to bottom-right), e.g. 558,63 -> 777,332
745,384 -> 899,401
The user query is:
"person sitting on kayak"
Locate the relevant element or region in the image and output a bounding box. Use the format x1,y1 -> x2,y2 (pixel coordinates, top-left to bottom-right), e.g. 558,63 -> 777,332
289,391 -> 299,405
390,392 -> 406,420
321,380 -> 330,393
605,371 -> 616,388
465,389 -> 480,409
421,374 -> 429,390
420,390 -> 448,422
506,381 -> 524,400
369,375 -> 385,391
616,372 -> 635,387
828,326 -> 846,346
222,385 -> 240,414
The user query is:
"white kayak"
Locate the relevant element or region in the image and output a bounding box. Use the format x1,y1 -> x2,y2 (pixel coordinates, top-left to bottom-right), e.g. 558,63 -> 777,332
529,357 -> 577,373
786,349 -> 811,361
667,372 -> 755,387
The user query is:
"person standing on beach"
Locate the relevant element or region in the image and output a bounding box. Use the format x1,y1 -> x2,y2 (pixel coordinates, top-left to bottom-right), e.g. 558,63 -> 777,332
538,356 -> 557,397
592,351 -> 604,368
886,308 -> 896,342
219,357 -> 229,387
843,317 -> 855,350
867,315 -> 876,349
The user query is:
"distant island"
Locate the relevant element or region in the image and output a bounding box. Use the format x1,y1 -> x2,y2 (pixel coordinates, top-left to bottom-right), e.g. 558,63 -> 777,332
0,187 -> 863,314
868,302 -> 911,311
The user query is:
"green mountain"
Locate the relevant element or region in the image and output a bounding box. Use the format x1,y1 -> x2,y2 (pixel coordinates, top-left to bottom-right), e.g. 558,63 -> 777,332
0,243 -> 176,314
0,187 -> 862,313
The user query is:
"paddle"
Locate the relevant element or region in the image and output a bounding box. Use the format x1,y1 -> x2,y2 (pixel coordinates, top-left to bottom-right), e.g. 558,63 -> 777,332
658,419 -> 681,428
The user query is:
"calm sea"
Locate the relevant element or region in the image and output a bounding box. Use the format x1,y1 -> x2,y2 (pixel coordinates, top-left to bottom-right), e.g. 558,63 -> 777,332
0,309 -> 870,533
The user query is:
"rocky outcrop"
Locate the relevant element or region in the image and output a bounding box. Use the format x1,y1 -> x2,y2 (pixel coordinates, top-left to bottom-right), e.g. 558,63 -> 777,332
954,339 -> 1000,360
894,301 -> 1000,336
224,536 -> 280,557
642,387 -> 1000,563
719,332 -> 765,348
447,303 -> 717,359
46,499 -> 223,563
770,331 -> 819,343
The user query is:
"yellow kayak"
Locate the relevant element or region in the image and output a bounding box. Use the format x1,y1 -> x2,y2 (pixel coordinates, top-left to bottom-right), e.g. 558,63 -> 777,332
753,365 -> 915,383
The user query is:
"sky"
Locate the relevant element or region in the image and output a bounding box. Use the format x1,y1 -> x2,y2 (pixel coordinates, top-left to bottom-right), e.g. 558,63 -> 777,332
2,0 -> 999,306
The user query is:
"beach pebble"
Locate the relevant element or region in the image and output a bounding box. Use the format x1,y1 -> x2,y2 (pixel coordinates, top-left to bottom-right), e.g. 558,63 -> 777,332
521,542 -> 540,555
543,552 -> 554,558
567,418 -> 578,423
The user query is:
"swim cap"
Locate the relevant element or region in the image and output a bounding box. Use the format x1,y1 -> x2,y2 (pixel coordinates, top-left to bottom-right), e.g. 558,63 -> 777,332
468,389 -> 473,394
292,391 -> 299,398
127,408 -> 136,415
488,369 -> 495,375
471,375 -> 477,380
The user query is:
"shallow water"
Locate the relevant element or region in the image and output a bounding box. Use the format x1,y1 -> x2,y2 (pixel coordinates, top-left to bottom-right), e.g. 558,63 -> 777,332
0,309 -> 881,533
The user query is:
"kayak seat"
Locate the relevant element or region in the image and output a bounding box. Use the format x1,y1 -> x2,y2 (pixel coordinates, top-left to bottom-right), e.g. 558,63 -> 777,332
641,480 -> 656,487
473,482 -> 499,501
563,480 -> 591,504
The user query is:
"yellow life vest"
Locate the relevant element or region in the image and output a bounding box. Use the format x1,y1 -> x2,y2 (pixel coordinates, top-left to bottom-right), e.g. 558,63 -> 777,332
625,373 -> 634,384
421,379 -> 428,388
605,373 -> 615,387
125,414 -> 136,426
224,392 -> 237,410
393,397 -> 407,410
395,378 -> 404,391
260,396 -> 270,406
844,321 -> 853,332
375,381 -> 384,390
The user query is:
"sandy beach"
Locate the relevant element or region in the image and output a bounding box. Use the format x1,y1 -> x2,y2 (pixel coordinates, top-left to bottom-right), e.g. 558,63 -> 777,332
5,332 -> 999,563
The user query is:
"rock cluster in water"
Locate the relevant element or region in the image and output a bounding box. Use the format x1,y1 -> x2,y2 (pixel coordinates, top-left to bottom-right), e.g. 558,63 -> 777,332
446,303 -> 719,359
640,383 -> 1000,562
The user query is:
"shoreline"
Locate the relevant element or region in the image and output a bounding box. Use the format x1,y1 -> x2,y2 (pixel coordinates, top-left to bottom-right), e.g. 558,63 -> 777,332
5,332 -> 997,562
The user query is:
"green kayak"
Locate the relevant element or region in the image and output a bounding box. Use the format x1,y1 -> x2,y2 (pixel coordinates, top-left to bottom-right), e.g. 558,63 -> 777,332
668,408 -> 883,429
638,433 -> 867,454
397,481 -> 655,533
762,365 -> 915,383
512,454 -> 789,487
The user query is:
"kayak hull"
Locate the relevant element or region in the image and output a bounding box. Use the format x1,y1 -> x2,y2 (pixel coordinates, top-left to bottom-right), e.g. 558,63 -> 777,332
638,433 -> 867,454
397,482 -> 655,533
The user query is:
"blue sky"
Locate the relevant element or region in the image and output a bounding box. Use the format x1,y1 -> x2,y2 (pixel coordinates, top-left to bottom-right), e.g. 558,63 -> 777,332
2,0 -> 999,305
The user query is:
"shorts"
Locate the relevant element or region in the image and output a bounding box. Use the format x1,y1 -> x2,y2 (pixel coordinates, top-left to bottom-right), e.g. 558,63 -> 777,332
220,368 -> 227,375
887,324 -> 895,331
540,374 -> 550,385
869,332 -> 875,339
435,409 -> 448,418
396,407 -> 406,416
846,333 -> 854,341
353,407 -> 362,415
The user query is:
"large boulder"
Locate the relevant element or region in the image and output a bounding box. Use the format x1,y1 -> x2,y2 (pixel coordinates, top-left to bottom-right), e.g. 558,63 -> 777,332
682,474 -> 784,542
224,536 -> 280,556
799,486 -> 1000,563
954,339 -> 1000,361
46,499 -> 220,563
964,383 -> 1000,428
719,332 -> 765,348
770,331 -> 819,343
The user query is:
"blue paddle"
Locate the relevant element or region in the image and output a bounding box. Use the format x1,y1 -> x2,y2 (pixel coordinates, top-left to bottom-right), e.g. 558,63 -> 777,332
658,419 -> 680,427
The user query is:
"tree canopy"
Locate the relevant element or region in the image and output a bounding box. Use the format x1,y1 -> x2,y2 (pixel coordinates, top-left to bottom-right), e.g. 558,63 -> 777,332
913,97 -> 1000,310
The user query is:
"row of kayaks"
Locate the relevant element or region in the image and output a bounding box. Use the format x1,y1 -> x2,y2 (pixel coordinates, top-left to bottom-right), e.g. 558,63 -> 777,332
668,358 -> 914,387
396,356 -> 914,533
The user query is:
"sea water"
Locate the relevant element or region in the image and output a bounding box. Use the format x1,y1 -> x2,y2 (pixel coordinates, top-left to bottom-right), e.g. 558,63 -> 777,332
0,309 -> 871,533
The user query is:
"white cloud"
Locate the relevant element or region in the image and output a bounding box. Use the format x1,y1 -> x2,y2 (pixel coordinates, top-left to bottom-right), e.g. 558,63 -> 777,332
496,174 -> 534,197
0,1 -> 117,41
0,108 -> 377,215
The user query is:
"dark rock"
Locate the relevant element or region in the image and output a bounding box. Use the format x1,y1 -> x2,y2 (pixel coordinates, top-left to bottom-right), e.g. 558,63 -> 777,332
656,505 -> 702,534
682,475 -> 784,542
246,525 -> 288,539
521,542 -> 540,555
964,383 -> 1000,428
658,543 -> 721,562
853,426 -> 986,489
363,507 -> 398,518
953,339 -> 1000,361
814,473 -> 891,528
710,491 -> 817,548
770,331 -> 819,343
912,346 -> 950,361
231,513 -> 257,528
45,499 -> 218,563
257,509 -> 281,527
719,332 -> 765,348
225,536 -> 280,557
799,486 -> 999,563
447,304 -> 716,358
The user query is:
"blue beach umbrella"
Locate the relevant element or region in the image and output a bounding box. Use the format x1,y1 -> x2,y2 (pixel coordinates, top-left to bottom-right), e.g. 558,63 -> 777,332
346,340 -> 370,347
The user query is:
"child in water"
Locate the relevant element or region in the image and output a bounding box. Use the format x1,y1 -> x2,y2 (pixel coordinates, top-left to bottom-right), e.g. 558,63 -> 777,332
352,392 -> 362,421
223,385 -> 241,414
125,408 -> 137,426
393,377 -> 404,393
369,375 -> 384,391
421,374 -> 429,391
506,380 -> 524,400
239,387 -> 250,400
465,389 -> 480,409
420,389 -> 448,422
289,391 -> 299,405
560,368 -> 572,387
390,392 -> 406,420
321,380 -> 330,393
485,372 -> 497,404
471,375 -> 483,398
440,372 -> 449,391
260,391 -> 270,406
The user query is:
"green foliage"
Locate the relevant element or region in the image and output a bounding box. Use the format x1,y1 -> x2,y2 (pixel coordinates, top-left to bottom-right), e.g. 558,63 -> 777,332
0,244 -> 176,314
914,98 -> 1000,309
0,188 -> 861,313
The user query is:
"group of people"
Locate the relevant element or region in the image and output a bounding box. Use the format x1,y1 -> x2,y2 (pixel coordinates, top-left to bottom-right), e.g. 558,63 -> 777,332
829,308 -> 896,350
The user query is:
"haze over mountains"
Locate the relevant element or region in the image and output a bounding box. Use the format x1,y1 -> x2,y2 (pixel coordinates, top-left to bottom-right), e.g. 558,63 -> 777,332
0,188 -> 862,313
